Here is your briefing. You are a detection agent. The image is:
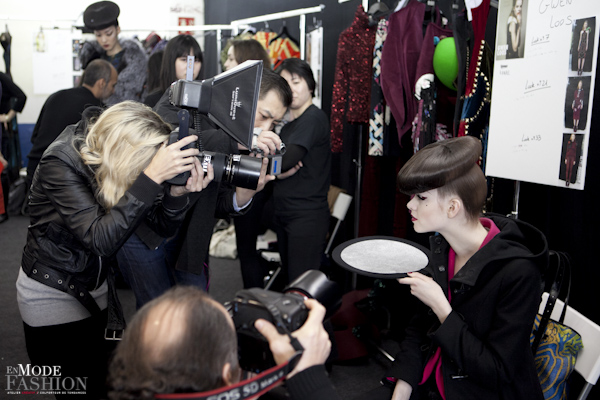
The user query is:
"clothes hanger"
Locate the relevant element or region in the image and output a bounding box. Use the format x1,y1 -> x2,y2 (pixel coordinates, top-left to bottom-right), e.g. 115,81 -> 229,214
368,2 -> 391,25
269,21 -> 300,48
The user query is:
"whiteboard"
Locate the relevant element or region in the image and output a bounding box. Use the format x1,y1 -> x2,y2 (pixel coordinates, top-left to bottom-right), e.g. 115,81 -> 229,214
487,0 -> 599,190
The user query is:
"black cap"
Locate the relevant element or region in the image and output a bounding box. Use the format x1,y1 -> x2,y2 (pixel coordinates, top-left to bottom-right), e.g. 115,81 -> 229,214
84,1 -> 120,31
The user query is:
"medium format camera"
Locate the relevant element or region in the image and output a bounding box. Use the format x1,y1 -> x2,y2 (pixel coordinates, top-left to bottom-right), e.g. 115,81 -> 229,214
166,111 -> 265,190
226,270 -> 341,372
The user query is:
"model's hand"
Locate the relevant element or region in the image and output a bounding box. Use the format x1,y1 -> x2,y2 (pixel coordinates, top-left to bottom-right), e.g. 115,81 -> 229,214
391,380 -> 413,400
170,157 -> 213,196
144,135 -> 200,185
398,272 -> 452,323
255,299 -> 331,378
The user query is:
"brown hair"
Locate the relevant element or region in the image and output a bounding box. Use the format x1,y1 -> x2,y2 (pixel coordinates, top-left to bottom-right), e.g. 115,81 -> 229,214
231,39 -> 272,69
108,286 -> 240,399
397,136 -> 487,221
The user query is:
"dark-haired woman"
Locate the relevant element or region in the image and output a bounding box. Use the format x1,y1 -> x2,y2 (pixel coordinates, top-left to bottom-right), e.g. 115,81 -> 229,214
382,136 -> 546,400
274,58 -> 331,283
143,34 -> 203,108
224,38 -> 272,71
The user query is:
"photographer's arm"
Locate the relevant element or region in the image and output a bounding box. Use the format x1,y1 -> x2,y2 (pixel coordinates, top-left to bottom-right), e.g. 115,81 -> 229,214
255,299 -> 331,377
255,299 -> 339,400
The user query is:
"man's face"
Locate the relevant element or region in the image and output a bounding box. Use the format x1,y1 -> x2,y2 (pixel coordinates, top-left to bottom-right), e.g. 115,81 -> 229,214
101,68 -> 118,100
254,90 -> 286,132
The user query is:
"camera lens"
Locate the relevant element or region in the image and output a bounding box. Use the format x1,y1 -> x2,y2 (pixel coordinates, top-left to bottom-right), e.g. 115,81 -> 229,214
227,154 -> 262,190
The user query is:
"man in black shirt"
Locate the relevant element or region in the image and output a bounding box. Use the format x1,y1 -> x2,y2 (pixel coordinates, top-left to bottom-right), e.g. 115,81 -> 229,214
26,59 -> 117,188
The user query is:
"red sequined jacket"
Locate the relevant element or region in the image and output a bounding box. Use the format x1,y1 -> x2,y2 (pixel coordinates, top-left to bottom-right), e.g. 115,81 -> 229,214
330,5 -> 376,152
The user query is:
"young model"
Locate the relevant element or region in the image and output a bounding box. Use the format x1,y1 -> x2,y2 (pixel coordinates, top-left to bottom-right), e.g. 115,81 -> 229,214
82,1 -> 148,105
386,136 -> 546,400
577,20 -> 590,75
506,0 -> 523,59
572,80 -> 584,132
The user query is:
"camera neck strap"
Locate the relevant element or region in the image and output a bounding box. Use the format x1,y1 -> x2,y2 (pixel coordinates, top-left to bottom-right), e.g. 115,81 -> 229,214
154,351 -> 303,400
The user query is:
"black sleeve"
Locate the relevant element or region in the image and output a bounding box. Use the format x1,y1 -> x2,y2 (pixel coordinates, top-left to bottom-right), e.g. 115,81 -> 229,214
281,144 -> 307,172
0,72 -> 27,112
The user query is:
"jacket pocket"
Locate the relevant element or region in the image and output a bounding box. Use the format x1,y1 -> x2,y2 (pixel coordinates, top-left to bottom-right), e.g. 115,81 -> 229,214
36,222 -> 87,273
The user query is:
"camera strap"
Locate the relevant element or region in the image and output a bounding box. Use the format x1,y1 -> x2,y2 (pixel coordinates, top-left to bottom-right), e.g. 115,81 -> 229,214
154,351 -> 303,400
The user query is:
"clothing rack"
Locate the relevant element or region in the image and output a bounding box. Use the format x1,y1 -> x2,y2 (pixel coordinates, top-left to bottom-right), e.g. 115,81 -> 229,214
230,5 -> 326,59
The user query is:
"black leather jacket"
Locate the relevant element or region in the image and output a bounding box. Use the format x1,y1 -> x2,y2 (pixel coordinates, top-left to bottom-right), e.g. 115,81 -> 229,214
22,117 -> 190,291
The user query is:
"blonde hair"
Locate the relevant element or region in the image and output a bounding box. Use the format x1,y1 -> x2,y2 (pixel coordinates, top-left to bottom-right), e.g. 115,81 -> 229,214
80,101 -> 172,209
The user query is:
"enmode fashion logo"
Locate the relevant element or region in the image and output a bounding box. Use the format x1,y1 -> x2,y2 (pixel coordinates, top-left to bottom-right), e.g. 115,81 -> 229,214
5,364 -> 87,396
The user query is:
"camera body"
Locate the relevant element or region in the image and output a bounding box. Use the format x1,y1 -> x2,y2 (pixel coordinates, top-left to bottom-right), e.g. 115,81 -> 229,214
226,270 -> 341,372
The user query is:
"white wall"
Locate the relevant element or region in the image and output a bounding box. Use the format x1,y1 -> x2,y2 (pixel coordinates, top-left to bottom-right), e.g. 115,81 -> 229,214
0,0 -> 204,123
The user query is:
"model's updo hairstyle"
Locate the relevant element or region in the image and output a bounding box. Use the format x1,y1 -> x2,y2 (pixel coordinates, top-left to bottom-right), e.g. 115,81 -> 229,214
397,136 -> 487,221
80,101 -> 172,209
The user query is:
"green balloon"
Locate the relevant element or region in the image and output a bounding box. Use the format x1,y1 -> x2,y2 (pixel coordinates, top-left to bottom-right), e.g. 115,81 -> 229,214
433,37 -> 458,90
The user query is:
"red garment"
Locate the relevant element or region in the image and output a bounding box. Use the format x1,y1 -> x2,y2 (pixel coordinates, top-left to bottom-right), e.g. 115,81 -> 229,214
379,1 -> 426,143
572,88 -> 584,120
330,5 -> 376,152
269,37 -> 300,70
420,218 -> 500,398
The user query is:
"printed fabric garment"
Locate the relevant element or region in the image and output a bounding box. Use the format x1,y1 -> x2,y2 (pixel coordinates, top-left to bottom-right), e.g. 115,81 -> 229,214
269,37 -> 300,70
369,18 -> 389,156
380,0 -> 426,144
330,5 -> 376,152
253,31 -> 277,52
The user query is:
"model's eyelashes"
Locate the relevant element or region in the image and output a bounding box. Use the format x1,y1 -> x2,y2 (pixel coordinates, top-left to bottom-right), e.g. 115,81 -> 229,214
416,194 -> 427,201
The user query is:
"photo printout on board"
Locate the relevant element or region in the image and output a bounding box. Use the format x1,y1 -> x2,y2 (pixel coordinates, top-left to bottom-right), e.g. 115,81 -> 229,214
487,0 -> 599,190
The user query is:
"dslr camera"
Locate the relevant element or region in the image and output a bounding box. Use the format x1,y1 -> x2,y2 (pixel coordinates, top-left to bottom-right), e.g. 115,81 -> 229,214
167,60 -> 285,189
226,270 -> 341,373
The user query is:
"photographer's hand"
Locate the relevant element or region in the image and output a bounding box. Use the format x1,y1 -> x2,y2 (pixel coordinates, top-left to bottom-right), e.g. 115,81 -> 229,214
235,157 -> 274,206
255,130 -> 283,156
255,299 -> 331,378
276,161 -> 302,180
170,158 -> 213,196
144,135 -> 199,185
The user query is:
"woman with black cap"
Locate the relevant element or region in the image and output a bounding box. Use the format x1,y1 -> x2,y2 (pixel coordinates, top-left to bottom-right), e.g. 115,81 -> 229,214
81,1 -> 147,105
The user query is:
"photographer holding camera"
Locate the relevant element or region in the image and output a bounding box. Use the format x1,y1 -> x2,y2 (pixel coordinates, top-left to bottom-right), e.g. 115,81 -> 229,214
115,69 -> 293,309
17,101 -> 212,399
108,285 -> 340,400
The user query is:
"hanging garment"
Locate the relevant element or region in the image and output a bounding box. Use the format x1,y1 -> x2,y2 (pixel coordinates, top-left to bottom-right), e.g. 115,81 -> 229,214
379,0 -> 427,144
458,0 -> 492,139
330,5 -> 377,152
253,30 -> 277,52
369,18 -> 389,156
269,36 -> 301,71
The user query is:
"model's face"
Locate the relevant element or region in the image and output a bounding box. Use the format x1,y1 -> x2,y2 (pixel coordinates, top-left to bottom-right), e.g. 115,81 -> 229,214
101,68 -> 118,99
94,25 -> 120,54
279,70 -> 312,111
407,189 -> 449,233
254,90 -> 286,131
514,0 -> 523,14
578,80 -> 583,89
224,46 -> 238,71
175,49 -> 202,81
570,134 -> 576,141
583,21 -> 588,29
